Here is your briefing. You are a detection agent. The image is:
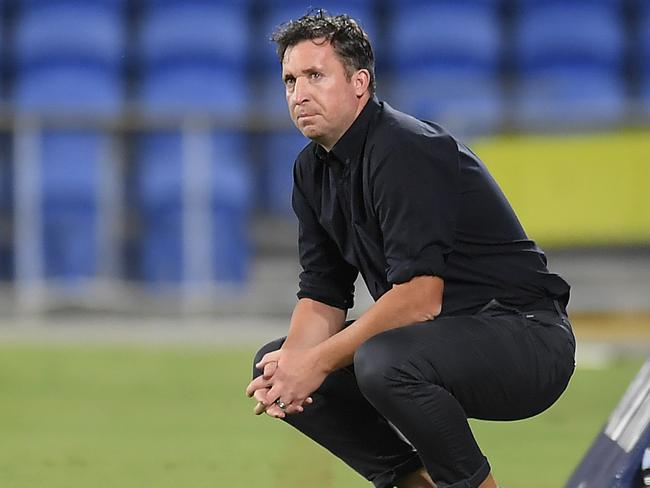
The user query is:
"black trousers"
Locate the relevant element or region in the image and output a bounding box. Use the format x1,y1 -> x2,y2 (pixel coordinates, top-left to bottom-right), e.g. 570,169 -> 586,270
252,300 -> 576,488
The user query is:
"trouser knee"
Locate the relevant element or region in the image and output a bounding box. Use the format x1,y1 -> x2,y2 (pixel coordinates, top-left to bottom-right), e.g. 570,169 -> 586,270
353,332 -> 406,402
252,337 -> 286,379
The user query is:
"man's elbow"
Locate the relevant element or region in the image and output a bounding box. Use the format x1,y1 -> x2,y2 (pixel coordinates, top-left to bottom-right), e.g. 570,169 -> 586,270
397,275 -> 444,323
414,302 -> 441,322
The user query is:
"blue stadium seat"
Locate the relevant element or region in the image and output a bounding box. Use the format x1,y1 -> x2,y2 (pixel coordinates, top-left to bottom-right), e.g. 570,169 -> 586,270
140,64 -> 247,116
513,1 -> 626,128
515,0 -> 622,8
135,131 -> 251,285
15,63 -> 123,115
136,3 -> 253,286
139,2 -> 248,68
17,0 -> 125,6
142,0 -> 241,6
641,3 -> 650,117
13,1 -> 125,115
136,2 -> 253,287
389,70 -> 502,137
12,1 -> 126,282
0,4 -> 3,88
14,2 -> 125,66
388,2 -> 500,71
262,131 -> 309,215
516,68 -> 626,128
138,2 -> 249,116
0,136 -> 12,281
385,1 -> 502,135
515,2 -> 623,71
40,131 -> 102,281
0,140 -> 10,212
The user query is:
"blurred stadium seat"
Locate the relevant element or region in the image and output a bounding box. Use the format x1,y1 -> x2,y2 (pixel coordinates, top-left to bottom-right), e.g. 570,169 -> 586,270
0,0 -> 7,280
12,0 -> 126,283
385,0 -> 503,136
641,1 -> 650,117
0,2 -> 3,100
0,135 -> 11,281
40,132 -> 101,281
134,131 -> 251,285
138,0 -> 249,115
13,0 -> 125,114
263,131 -> 308,215
0,0 -> 646,302
136,1 -> 252,288
513,0 -> 626,129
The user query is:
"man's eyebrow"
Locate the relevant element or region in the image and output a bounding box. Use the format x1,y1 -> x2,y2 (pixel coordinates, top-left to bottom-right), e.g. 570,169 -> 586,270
283,66 -> 323,79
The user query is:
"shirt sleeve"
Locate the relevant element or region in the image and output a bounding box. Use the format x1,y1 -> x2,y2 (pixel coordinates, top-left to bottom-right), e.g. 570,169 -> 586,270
371,131 -> 459,284
292,163 -> 358,310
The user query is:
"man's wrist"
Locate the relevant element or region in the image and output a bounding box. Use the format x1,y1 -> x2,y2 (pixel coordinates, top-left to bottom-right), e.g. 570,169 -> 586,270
313,341 -> 337,375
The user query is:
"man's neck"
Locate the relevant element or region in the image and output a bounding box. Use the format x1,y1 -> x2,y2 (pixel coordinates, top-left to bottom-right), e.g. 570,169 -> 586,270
319,94 -> 371,152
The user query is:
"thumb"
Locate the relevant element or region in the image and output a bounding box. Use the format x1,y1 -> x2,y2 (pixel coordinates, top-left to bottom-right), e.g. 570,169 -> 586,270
256,350 -> 281,370
263,361 -> 277,379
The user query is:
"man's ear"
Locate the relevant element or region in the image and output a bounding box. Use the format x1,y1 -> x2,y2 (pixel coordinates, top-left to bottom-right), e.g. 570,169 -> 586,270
353,69 -> 371,97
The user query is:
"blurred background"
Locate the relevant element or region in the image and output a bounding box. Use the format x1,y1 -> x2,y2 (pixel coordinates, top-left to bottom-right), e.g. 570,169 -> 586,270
0,1 -> 648,487
0,0 -> 647,321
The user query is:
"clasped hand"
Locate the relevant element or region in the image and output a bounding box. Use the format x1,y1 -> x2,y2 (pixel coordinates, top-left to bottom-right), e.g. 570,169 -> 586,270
245,347 -> 327,418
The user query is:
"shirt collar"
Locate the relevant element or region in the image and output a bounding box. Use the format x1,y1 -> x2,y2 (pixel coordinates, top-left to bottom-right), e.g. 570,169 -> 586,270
313,96 -> 380,165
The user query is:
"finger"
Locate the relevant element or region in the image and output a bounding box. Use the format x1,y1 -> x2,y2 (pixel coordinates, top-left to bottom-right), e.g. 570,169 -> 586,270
256,350 -> 281,370
285,403 -> 304,414
264,383 -> 287,406
262,361 -> 277,380
253,388 -> 275,416
264,387 -> 292,417
253,388 -> 285,418
253,399 -> 283,418
247,381 -> 268,398
286,397 -> 311,414
245,376 -> 272,397
269,394 -> 307,415
253,388 -> 268,403
282,397 -> 313,415
265,404 -> 285,419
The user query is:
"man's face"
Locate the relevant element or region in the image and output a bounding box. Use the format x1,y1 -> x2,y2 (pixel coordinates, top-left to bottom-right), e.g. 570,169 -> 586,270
282,39 -> 368,150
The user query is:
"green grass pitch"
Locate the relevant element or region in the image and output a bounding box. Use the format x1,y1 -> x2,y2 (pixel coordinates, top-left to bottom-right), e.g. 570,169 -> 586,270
0,344 -> 642,487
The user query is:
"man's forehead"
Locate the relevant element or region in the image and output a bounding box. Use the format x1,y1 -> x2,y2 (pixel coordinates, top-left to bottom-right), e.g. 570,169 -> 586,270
282,38 -> 332,67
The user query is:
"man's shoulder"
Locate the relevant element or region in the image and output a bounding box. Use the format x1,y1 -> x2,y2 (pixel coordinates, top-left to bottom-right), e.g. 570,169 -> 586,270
293,140 -> 319,179
295,140 -> 316,164
369,102 -> 459,161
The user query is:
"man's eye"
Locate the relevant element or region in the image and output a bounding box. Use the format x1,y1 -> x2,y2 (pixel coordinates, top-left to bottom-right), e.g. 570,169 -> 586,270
284,77 -> 295,86
310,72 -> 322,80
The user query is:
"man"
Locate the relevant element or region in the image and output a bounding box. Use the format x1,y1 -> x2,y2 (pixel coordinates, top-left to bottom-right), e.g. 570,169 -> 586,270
246,10 -> 576,488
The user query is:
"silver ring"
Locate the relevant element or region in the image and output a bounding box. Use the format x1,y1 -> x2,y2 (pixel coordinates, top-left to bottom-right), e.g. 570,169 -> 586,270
275,399 -> 287,410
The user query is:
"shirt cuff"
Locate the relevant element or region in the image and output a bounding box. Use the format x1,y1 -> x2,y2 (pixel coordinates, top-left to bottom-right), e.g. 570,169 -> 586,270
296,290 -> 354,311
386,246 -> 447,284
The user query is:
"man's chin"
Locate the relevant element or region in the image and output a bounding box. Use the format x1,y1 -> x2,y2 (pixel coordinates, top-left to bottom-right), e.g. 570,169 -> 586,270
298,126 -> 322,141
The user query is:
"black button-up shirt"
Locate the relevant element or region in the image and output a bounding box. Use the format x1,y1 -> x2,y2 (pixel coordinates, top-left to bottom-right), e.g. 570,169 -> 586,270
292,97 -> 570,316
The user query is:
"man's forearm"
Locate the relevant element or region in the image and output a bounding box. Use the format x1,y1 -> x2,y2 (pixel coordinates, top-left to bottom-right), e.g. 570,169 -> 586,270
315,276 -> 443,373
283,298 -> 347,349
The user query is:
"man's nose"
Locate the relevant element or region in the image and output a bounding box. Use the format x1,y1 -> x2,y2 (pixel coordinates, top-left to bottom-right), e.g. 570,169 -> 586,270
291,77 -> 310,104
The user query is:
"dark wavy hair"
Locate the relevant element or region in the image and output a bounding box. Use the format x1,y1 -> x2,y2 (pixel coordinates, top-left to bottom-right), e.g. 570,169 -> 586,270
271,9 -> 376,95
